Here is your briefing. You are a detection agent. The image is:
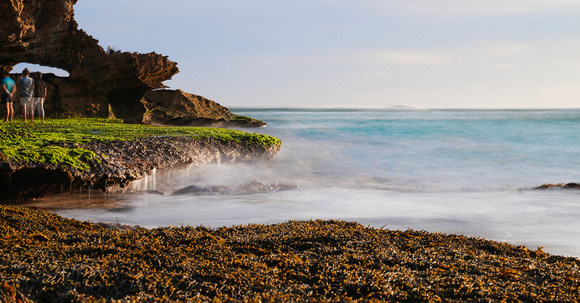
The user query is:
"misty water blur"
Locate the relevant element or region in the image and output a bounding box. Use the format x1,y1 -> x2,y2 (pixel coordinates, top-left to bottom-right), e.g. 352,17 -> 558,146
26,109 -> 580,257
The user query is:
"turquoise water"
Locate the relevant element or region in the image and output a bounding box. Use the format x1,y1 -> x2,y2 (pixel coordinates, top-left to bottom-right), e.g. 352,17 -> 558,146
32,109 -> 580,257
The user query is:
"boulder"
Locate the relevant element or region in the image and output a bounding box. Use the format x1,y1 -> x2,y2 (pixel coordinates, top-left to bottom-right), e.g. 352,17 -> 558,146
142,89 -> 266,127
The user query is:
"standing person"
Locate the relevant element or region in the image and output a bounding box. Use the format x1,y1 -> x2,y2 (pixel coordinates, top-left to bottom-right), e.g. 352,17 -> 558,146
17,68 -> 34,122
1,70 -> 16,122
32,72 -> 47,123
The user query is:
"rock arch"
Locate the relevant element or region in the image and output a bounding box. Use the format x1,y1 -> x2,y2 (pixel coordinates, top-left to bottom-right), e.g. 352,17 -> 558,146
0,0 -> 179,122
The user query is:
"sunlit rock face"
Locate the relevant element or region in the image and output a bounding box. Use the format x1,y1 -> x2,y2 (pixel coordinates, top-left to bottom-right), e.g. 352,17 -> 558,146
0,0 -> 179,122
142,89 -> 236,125
141,89 -> 268,127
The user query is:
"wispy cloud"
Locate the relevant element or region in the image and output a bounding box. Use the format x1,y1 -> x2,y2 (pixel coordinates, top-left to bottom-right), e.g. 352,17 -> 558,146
236,48 -> 453,71
368,50 -> 453,66
486,42 -> 534,56
363,0 -> 580,18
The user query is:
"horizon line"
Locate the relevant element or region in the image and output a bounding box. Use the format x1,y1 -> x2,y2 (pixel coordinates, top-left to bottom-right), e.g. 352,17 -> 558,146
229,106 -> 580,111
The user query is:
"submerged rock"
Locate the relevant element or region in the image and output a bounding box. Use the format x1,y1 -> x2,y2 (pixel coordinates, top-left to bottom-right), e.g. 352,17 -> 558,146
235,180 -> 299,194
172,180 -> 299,196
172,185 -> 230,196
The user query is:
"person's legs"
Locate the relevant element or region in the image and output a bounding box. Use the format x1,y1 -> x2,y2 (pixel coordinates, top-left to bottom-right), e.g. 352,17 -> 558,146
3,102 -> 8,121
38,98 -> 45,123
30,98 -> 38,123
21,98 -> 27,122
2,94 -> 13,122
7,99 -> 13,122
21,96 -> 32,122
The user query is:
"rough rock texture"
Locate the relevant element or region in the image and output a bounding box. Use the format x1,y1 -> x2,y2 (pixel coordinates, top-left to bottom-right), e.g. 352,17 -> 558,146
141,89 -> 266,127
0,0 -> 179,122
1,137 -> 281,201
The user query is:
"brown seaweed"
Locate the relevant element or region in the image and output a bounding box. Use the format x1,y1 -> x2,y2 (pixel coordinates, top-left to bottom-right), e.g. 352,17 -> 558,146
1,205 -> 579,302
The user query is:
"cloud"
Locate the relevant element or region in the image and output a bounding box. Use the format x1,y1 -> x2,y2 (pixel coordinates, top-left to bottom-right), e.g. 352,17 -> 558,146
486,63 -> 516,69
368,50 -> 453,66
240,49 -> 453,71
362,0 -> 580,18
486,42 -> 533,56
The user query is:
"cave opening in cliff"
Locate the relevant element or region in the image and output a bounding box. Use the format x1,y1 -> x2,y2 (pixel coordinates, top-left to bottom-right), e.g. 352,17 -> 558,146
12,63 -> 70,77
8,63 -> 71,116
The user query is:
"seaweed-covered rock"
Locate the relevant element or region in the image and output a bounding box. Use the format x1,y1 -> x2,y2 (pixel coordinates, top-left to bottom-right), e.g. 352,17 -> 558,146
1,205 -> 580,302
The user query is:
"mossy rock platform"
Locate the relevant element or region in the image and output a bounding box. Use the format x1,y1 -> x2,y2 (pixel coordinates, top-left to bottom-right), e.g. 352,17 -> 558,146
0,119 -> 281,201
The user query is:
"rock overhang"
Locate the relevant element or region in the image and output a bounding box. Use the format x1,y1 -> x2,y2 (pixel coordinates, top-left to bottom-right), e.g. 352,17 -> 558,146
0,0 -> 179,121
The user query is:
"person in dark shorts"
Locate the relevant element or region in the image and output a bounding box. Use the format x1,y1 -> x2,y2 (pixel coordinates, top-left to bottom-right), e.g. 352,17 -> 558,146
1,70 -> 16,122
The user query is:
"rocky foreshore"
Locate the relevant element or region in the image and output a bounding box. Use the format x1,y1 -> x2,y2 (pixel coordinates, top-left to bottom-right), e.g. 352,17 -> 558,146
0,118 -> 282,202
1,205 -> 579,302
1,135 -> 280,201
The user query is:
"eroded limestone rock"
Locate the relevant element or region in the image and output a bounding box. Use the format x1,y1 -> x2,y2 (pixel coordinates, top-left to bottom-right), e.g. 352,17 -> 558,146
0,0 -> 179,121
142,89 -> 267,127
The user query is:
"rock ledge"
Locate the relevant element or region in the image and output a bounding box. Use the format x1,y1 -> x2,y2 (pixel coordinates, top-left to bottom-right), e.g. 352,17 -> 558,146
1,136 -> 281,201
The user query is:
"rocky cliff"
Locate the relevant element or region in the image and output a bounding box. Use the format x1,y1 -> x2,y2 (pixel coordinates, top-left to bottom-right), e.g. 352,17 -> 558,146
0,0 -> 179,122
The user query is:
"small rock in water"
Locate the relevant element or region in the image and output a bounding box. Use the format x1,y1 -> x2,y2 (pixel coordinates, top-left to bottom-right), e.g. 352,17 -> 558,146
142,190 -> 165,195
236,180 -> 271,194
236,180 -> 299,194
172,185 -> 230,195
172,181 -> 299,196
534,183 -> 580,190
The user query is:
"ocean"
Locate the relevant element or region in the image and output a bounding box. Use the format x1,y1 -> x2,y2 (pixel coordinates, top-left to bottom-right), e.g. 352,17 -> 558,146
30,109 -> 580,257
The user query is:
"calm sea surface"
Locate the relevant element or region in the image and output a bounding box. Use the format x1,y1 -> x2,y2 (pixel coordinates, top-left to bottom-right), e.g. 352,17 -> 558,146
27,109 -> 580,257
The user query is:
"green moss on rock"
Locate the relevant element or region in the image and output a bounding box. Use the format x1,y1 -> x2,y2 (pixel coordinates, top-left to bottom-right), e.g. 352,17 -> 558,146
0,118 -> 281,170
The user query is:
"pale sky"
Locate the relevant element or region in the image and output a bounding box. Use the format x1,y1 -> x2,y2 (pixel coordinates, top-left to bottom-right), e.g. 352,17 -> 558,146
18,0 -> 580,109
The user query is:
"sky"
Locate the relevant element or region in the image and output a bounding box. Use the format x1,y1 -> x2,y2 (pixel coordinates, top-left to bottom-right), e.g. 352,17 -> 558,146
17,0 -> 580,109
